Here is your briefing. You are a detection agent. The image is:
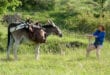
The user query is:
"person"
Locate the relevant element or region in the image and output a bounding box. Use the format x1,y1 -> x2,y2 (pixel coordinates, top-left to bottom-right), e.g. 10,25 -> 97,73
86,25 -> 106,59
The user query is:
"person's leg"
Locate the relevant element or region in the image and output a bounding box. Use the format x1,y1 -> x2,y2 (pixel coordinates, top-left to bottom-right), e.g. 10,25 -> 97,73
96,45 -> 102,59
86,44 -> 96,57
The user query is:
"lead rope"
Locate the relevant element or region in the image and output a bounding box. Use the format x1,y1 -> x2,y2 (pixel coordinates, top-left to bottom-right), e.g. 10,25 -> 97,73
87,35 -> 92,47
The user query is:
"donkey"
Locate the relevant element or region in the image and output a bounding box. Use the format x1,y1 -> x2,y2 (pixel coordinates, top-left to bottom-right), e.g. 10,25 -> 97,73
7,19 -> 62,60
7,19 -> 46,60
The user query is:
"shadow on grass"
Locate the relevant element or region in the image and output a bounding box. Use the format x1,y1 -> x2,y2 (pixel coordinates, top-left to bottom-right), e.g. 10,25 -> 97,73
0,58 -> 15,62
77,56 -> 97,61
66,56 -> 97,62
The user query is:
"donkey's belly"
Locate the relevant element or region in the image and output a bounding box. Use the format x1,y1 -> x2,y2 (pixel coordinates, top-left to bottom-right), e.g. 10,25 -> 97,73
20,35 -> 30,43
12,29 -> 30,43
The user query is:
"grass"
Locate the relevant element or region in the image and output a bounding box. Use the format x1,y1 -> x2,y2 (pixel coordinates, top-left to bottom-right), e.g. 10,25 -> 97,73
0,48 -> 110,75
0,31 -> 110,75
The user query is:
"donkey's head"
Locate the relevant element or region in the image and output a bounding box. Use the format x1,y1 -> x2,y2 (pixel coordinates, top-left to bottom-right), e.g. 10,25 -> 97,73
46,20 -> 62,37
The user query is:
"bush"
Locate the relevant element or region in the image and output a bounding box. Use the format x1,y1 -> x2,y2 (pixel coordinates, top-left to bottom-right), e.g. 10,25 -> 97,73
19,0 -> 55,11
73,15 -> 98,33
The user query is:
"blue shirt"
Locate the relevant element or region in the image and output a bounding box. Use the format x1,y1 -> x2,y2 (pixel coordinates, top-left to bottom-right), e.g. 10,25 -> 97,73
93,30 -> 105,46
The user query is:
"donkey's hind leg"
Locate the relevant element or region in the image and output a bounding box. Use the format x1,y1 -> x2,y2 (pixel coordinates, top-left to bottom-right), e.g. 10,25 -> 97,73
7,36 -> 14,60
13,41 -> 20,60
35,44 -> 40,60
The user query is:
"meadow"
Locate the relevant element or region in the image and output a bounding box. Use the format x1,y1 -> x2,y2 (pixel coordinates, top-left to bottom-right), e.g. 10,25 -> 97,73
0,0 -> 110,74
0,28 -> 110,75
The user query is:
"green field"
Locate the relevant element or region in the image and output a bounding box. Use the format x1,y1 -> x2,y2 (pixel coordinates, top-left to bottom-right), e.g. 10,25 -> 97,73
0,32 -> 110,75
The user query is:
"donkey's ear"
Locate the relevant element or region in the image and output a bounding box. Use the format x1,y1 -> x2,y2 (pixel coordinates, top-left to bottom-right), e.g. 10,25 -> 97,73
47,19 -> 51,24
48,19 -> 55,26
50,20 -> 56,27
35,21 -> 39,25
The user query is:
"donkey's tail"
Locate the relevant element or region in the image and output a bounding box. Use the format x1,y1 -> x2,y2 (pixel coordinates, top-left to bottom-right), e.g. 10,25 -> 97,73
7,26 -> 11,49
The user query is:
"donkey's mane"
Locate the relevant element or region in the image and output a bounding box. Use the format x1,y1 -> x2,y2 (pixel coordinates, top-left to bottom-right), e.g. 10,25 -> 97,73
42,25 -> 54,28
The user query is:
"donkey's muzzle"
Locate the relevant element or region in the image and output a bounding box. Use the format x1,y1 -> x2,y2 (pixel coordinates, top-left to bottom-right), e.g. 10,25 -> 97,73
42,38 -> 46,43
59,34 -> 63,37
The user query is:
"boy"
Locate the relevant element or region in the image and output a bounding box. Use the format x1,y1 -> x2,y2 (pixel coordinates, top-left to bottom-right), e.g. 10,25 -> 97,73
86,25 -> 106,59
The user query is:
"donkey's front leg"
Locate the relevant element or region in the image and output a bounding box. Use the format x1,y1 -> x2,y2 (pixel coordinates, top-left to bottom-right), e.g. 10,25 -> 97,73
35,44 -> 40,60
13,41 -> 20,60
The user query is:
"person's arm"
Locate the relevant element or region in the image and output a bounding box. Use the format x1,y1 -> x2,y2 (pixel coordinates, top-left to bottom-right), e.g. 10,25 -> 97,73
93,30 -> 98,38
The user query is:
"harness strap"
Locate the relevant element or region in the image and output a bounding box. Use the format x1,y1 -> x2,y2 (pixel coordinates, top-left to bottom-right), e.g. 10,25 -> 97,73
9,22 -> 42,32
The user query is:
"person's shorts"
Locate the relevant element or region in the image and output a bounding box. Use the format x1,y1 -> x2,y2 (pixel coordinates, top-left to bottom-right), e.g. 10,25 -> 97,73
93,44 -> 102,49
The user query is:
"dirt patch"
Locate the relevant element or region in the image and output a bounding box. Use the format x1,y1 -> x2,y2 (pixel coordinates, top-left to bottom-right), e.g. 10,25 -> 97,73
0,45 -> 4,51
66,41 -> 86,48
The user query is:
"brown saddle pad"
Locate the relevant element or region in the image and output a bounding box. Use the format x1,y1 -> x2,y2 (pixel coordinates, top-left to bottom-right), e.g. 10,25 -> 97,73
29,27 -> 46,43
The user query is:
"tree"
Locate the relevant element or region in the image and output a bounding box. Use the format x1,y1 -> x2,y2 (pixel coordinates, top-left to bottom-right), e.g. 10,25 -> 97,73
0,0 -> 21,14
85,0 -> 110,18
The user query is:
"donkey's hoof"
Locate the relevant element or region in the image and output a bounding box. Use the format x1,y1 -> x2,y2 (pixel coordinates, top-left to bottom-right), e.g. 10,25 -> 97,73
35,57 -> 39,60
7,57 -> 10,60
6,57 -> 14,61
14,58 -> 18,61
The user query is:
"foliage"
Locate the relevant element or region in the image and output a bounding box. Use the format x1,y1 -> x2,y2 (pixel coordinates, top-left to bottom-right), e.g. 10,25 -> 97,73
19,0 -> 55,11
84,0 -> 110,18
0,0 -> 21,13
0,0 -> 55,13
